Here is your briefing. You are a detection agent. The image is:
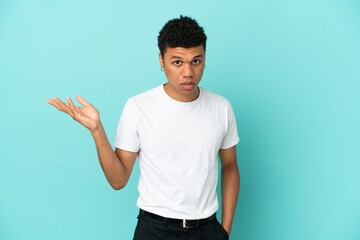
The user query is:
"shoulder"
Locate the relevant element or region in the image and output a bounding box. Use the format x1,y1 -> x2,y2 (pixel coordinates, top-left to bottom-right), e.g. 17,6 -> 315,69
200,87 -> 232,107
127,85 -> 163,107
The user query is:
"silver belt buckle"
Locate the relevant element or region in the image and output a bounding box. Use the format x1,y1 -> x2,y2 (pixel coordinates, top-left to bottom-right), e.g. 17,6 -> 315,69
182,219 -> 189,228
182,219 -> 199,228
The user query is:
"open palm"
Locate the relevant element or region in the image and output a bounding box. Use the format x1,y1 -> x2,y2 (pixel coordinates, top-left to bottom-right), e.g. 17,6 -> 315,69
46,95 -> 100,132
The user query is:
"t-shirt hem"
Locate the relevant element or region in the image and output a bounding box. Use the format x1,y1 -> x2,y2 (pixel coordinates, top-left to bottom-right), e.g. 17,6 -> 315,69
220,138 -> 240,150
113,142 -> 139,152
137,205 -> 219,220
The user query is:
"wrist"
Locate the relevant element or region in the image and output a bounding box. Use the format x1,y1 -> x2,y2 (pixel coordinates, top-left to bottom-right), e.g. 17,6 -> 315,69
90,121 -> 103,136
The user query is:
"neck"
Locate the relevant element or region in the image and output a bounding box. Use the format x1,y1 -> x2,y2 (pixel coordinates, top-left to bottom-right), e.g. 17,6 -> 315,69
163,83 -> 200,102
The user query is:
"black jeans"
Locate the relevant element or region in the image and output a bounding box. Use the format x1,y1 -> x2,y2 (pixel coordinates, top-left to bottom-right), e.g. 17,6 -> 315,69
132,209 -> 229,240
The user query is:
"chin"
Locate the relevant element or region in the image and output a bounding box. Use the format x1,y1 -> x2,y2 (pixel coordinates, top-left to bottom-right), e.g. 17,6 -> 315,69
181,89 -> 197,96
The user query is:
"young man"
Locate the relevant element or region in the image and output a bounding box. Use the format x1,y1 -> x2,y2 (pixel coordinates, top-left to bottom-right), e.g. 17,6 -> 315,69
46,15 -> 239,240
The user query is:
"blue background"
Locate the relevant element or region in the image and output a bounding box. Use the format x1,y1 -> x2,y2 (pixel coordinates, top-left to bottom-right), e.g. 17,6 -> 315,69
1,0 -> 359,239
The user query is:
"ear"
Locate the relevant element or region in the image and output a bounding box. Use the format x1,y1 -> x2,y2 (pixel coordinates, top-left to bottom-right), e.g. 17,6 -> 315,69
158,52 -> 164,69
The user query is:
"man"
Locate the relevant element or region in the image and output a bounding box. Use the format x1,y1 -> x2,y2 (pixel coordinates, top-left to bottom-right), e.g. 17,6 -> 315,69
46,15 -> 239,240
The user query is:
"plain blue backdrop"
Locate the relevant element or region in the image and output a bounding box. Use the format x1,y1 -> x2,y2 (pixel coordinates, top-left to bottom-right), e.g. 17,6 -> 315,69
0,0 -> 359,239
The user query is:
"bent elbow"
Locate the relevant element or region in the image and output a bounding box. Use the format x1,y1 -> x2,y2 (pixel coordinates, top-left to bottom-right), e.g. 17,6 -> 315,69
112,182 -> 126,190
110,174 -> 130,190
112,185 -> 123,191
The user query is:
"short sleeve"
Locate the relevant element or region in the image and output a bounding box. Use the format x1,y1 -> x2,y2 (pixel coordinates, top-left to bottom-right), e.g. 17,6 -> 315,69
220,100 -> 240,149
113,98 -> 140,152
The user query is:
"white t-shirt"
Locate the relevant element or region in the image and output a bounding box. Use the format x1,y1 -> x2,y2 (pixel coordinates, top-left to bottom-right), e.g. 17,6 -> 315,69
113,84 -> 239,219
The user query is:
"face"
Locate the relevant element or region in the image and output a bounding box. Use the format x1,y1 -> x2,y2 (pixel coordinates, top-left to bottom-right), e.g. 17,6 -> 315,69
159,45 -> 205,102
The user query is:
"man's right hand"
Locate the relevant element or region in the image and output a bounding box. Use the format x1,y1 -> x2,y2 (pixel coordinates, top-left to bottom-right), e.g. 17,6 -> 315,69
46,95 -> 101,133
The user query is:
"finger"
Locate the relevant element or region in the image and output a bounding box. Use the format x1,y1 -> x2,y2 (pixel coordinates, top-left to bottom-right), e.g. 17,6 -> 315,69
67,97 -> 77,119
67,96 -> 76,110
76,95 -> 90,107
46,99 -> 55,105
46,99 -> 60,109
55,97 -> 72,110
54,97 -> 74,117
53,96 -> 67,112
47,98 -> 65,112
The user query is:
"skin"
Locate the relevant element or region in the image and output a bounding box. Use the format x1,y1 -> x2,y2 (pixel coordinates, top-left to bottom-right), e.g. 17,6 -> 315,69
45,96 -> 137,190
159,45 -> 205,102
219,145 -> 240,236
45,45 -> 239,237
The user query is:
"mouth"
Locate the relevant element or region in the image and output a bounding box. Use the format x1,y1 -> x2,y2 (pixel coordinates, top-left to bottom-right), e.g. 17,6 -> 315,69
181,83 -> 194,90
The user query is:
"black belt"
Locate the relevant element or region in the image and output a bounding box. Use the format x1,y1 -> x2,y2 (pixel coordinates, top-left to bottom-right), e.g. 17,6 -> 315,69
139,209 -> 216,229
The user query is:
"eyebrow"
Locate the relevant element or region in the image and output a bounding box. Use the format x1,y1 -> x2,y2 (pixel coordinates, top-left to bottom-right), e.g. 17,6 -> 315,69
170,54 -> 204,60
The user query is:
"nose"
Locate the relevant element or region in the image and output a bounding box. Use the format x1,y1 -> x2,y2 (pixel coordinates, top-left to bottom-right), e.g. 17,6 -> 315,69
182,63 -> 194,79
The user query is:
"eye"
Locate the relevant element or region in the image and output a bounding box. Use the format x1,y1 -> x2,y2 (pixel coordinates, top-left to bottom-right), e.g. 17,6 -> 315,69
192,59 -> 201,64
174,60 -> 182,65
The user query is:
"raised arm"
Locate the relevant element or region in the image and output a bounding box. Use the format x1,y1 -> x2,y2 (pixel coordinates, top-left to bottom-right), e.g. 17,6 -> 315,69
45,96 -> 137,189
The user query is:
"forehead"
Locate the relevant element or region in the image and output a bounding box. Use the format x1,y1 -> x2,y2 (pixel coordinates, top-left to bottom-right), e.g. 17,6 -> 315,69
164,45 -> 205,58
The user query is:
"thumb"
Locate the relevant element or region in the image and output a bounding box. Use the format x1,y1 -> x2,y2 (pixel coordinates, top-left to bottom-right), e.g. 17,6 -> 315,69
76,95 -> 91,107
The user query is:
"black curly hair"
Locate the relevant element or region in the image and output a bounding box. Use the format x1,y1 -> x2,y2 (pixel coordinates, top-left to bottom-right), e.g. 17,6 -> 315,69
158,15 -> 207,59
